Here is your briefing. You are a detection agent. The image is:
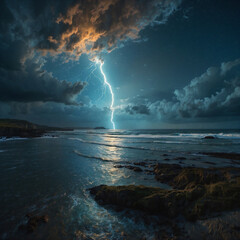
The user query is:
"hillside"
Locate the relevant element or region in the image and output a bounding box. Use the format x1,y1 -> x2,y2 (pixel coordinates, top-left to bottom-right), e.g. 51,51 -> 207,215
0,119 -> 43,129
0,119 -> 71,138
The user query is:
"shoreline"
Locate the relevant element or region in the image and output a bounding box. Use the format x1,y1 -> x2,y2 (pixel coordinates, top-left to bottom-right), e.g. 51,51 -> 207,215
89,155 -> 240,239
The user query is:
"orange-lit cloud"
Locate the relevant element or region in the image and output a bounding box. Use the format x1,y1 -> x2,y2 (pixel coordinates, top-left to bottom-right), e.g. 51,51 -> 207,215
39,0 -> 181,59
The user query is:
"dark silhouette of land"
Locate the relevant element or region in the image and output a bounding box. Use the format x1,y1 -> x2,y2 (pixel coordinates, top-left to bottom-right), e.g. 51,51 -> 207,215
0,119 -> 73,138
0,119 -> 107,138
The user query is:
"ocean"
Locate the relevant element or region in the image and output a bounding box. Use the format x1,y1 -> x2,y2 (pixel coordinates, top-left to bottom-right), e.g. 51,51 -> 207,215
0,129 -> 240,239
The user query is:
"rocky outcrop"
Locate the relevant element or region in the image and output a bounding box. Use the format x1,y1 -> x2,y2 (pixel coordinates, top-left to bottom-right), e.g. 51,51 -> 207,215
154,163 -> 183,184
89,177 -> 240,221
204,136 -> 215,139
153,163 -> 240,189
90,164 -> 240,221
114,165 -> 143,172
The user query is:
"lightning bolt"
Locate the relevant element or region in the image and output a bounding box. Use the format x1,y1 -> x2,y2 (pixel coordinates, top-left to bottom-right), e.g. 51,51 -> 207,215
95,59 -> 116,129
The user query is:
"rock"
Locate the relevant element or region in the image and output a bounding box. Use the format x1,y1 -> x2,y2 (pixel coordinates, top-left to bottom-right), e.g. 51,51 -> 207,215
114,165 -> 124,168
90,163 -> 240,225
145,169 -> 154,175
154,163 -> 183,184
132,167 -> 143,172
153,163 -> 240,189
19,214 -> 49,233
173,157 -> 187,160
148,164 -> 155,168
114,165 -> 143,172
89,179 -> 240,221
162,154 -> 169,157
204,136 -> 215,139
172,167 -> 225,189
134,162 -> 147,167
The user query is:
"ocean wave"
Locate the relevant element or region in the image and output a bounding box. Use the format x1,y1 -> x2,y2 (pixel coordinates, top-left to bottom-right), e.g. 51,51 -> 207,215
103,138 -> 156,144
103,133 -> 196,140
70,137 -> 159,151
178,133 -> 240,139
39,135 -> 58,139
153,140 -> 191,144
104,134 -> 170,139
74,150 -> 113,162
0,137 -> 28,142
104,133 -> 240,140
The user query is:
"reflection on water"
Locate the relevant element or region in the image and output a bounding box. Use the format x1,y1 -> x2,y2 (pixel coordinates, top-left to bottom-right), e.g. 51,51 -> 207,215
101,134 -> 123,161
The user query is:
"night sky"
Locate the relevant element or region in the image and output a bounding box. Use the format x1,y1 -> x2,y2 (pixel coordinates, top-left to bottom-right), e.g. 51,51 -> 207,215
0,0 -> 240,129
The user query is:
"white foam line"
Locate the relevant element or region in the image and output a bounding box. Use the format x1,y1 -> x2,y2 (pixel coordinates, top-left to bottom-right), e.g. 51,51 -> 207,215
69,137 -> 158,151
0,137 -> 28,142
74,150 -> 113,162
104,133 -> 240,140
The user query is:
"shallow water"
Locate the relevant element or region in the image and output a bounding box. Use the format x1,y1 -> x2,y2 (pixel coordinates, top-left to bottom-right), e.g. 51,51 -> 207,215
0,129 -> 240,239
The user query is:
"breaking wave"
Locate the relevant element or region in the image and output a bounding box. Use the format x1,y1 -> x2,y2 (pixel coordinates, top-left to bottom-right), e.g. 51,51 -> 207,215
0,137 -> 28,142
74,150 -> 113,162
69,137 -> 159,151
104,133 -> 240,140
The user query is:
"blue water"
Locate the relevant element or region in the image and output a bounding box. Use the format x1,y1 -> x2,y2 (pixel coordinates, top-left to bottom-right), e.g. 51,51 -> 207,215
0,129 -> 240,239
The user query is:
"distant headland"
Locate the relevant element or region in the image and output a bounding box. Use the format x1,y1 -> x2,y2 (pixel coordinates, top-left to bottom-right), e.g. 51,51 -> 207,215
0,119 -> 72,138
0,119 -> 106,138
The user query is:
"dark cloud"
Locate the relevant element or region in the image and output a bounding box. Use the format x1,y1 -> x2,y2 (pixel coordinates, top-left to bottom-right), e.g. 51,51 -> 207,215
148,59 -> 240,119
0,0 -> 85,105
35,0 -> 181,59
121,58 -> 240,119
0,0 -> 181,105
125,104 -> 150,115
0,57 -> 86,105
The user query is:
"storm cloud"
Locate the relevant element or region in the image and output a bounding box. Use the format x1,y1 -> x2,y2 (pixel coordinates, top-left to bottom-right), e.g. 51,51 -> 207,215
0,0 -> 181,109
121,59 -> 240,122
0,58 -> 86,105
148,59 -> 240,119
125,104 -> 150,115
37,0 -> 182,58
0,0 -> 86,105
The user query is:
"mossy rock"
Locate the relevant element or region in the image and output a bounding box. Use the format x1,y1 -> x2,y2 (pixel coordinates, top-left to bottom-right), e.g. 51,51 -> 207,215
154,163 -> 240,190
173,168 -> 225,189
90,180 -> 240,221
